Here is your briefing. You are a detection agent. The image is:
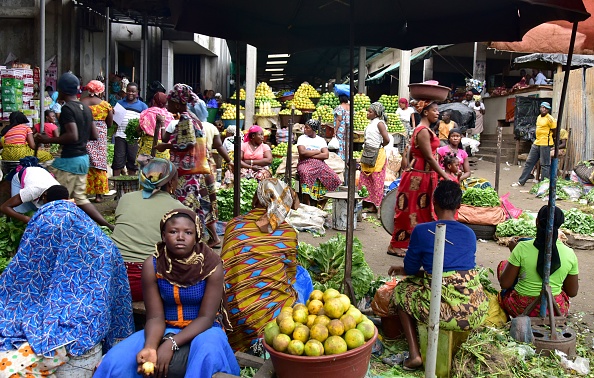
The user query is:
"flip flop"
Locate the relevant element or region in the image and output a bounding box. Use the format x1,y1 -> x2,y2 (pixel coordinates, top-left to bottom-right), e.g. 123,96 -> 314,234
402,358 -> 422,371
387,248 -> 407,257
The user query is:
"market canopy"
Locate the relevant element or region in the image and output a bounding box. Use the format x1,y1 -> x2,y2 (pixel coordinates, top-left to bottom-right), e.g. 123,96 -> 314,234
366,46 -> 445,85
513,53 -> 594,69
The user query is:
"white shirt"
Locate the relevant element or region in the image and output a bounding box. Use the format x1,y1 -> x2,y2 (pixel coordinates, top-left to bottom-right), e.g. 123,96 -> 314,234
396,107 -> 415,124
13,167 -> 60,206
297,134 -> 327,151
364,118 -> 385,148
534,72 -> 548,85
201,121 -> 219,150
462,100 -> 485,111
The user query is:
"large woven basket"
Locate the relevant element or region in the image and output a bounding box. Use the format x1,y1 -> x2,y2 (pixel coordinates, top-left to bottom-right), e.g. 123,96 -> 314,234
574,160 -> 594,184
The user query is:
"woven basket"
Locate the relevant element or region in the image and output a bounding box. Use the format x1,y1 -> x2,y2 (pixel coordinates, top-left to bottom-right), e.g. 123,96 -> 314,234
574,160 -> 594,184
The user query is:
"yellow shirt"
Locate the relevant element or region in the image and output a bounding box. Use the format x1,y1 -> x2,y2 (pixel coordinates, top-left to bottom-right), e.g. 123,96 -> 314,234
534,114 -> 557,146
438,120 -> 457,140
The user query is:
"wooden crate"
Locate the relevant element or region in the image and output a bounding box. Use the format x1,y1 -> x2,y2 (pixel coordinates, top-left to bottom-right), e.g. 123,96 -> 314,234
213,352 -> 275,378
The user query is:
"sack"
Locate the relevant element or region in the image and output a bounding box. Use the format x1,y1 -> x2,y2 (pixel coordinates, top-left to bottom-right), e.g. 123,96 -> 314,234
360,144 -> 380,167
458,204 -> 507,226
371,278 -> 398,317
328,137 -> 339,150
159,333 -> 191,378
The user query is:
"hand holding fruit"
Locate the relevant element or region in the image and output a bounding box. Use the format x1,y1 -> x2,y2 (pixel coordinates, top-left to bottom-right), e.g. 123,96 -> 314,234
155,341 -> 175,378
136,348 -> 157,376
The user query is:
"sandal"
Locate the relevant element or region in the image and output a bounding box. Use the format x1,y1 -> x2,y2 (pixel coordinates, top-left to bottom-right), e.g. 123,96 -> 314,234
402,357 -> 422,371
387,247 -> 407,257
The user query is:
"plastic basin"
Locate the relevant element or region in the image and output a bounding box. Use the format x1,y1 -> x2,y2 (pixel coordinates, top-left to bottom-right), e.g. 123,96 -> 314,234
263,327 -> 378,378
207,108 -> 218,122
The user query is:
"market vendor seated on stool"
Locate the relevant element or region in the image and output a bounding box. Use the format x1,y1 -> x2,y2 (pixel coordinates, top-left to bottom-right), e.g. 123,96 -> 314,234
297,119 -> 342,207
388,180 -> 488,371
498,205 -> 579,318
235,125 -> 272,181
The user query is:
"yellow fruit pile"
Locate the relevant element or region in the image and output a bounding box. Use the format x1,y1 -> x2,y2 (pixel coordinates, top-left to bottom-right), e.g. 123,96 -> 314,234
255,82 -> 275,99
295,82 -> 321,98
230,88 -> 246,100
279,109 -> 303,115
221,107 -> 245,120
353,110 -> 368,131
220,103 -> 244,111
311,105 -> 334,123
264,288 -> 376,357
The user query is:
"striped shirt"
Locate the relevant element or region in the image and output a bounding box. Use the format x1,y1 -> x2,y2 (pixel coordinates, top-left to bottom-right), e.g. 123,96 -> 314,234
115,99 -> 148,138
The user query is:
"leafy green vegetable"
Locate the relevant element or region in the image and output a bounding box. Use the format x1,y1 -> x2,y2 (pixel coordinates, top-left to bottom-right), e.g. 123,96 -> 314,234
562,208 -> 594,236
530,178 -> 582,201
107,143 -> 114,165
461,187 -> 500,207
358,185 -> 369,198
270,158 -> 282,175
125,118 -> 141,144
0,217 -> 28,259
216,179 -> 259,221
495,218 -> 536,238
297,234 -> 374,301
581,188 -> 594,205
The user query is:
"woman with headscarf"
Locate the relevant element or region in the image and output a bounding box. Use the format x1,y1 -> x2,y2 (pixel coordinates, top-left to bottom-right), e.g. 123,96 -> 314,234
387,99 -> 450,257
498,205 -> 579,317
159,83 -> 222,248
297,119 -> 342,206
239,125 -> 272,181
0,195 -> 134,376
138,92 -> 173,160
358,102 -> 391,213
95,208 -> 240,378
81,80 -> 112,203
333,92 -> 350,161
222,125 -> 241,153
111,156 -> 185,301
396,98 -> 416,138
222,178 -> 300,351
1,111 -> 52,162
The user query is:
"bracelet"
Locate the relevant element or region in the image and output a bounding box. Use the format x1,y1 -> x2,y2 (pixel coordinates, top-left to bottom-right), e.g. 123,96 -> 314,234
164,336 -> 179,352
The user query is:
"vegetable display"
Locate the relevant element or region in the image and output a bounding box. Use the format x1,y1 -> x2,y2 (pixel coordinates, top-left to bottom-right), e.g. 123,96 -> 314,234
297,234 -> 374,301
124,118 -> 141,144
461,187 -> 501,207
562,208 -> 594,236
495,217 -> 537,238
270,158 -> 283,175
217,179 -> 259,222
529,178 -> 583,201
107,143 -> 114,165
0,216 -> 29,273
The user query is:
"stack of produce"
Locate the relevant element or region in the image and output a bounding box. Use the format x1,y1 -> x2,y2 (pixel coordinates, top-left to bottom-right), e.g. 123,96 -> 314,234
230,88 -> 246,100
1,68 -> 24,120
317,92 -> 339,108
216,179 -> 259,222
295,82 -> 321,99
563,208 -> 594,236
255,82 -> 282,107
311,105 -> 333,123
386,113 -> 405,133
353,110 -> 368,131
255,101 -> 277,117
221,107 -> 245,120
461,187 -> 501,207
264,288 -> 376,356
353,151 -> 362,159
378,94 -> 399,113
496,214 -> 537,238
279,108 -> 302,115
220,102 -> 244,111
353,93 -> 371,112
272,142 -> 288,156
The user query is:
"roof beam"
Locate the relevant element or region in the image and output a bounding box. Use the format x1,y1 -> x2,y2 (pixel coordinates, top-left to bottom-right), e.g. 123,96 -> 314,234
0,7 -> 37,19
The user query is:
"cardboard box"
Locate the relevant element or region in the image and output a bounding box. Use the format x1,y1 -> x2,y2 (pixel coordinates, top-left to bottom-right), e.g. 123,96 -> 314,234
2,103 -> 20,112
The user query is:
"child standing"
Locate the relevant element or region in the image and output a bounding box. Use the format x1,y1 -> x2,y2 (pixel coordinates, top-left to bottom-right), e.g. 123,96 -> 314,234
442,152 -> 461,183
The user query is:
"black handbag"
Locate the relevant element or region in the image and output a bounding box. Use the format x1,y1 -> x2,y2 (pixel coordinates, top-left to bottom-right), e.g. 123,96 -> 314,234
160,333 -> 191,378
360,144 -> 380,167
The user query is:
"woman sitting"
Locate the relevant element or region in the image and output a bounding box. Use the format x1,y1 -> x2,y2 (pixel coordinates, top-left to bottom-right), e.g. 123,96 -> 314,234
498,205 -> 579,317
95,209 -> 240,378
222,178 -> 300,352
239,125 -> 272,181
139,92 -> 173,160
297,119 -> 342,206
388,180 -> 488,371
1,111 -> 52,162
0,191 -> 133,376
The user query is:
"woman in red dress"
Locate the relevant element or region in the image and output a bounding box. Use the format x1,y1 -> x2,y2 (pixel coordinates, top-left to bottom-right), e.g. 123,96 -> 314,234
387,100 -> 450,257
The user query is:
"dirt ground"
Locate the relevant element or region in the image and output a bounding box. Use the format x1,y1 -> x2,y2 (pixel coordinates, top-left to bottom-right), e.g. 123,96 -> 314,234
298,159 -> 594,327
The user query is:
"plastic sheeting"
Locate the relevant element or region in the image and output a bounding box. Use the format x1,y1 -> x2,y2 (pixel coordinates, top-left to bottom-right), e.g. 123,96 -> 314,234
513,53 -> 594,69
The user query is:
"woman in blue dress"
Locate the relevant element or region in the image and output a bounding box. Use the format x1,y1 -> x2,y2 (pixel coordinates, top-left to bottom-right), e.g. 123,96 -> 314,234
95,208 -> 239,378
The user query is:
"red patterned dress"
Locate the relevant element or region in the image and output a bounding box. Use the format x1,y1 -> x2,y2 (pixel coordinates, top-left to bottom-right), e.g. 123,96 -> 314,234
390,126 -> 440,249
86,101 -> 111,195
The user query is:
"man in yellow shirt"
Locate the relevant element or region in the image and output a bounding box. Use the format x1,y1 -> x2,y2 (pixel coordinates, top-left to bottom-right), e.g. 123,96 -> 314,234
513,102 -> 556,186
437,110 -> 458,145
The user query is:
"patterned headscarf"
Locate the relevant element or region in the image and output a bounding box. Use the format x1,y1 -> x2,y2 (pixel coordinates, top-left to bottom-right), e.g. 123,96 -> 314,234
86,80 -> 105,96
155,208 -> 232,330
153,92 -> 167,108
369,102 -> 387,122
255,178 -> 299,233
244,125 -> 263,142
137,156 -> 177,199
413,100 -> 435,114
306,119 -> 321,132
168,83 -> 199,105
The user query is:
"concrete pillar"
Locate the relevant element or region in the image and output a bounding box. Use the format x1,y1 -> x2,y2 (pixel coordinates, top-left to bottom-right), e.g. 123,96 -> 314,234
161,40 -> 174,91
358,46 -> 366,94
245,44 -> 257,128
473,42 -> 487,83
423,57 -> 434,81
398,49 -> 411,100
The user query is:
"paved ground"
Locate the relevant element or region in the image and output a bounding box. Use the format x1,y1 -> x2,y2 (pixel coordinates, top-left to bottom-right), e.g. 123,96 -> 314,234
299,159 -> 594,326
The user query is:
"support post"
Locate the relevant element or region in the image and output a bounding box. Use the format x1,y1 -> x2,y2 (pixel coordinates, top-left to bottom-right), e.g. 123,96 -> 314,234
285,106 -> 294,185
422,57 -> 433,82
495,124 -> 502,193
141,13 -> 148,98
245,45 -> 257,127
39,0 -> 45,135
473,42 -> 487,92
105,6 -> 110,102
398,50 -> 411,100
358,46 -> 366,94
233,42 -> 241,217
425,223 -> 446,378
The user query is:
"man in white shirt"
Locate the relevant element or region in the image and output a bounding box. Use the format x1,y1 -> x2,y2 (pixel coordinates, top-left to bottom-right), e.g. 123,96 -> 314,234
531,69 -> 548,85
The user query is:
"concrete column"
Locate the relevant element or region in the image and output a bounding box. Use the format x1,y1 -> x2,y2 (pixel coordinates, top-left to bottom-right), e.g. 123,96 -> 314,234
245,44 -> 257,128
398,49 -> 411,100
473,42 -> 487,83
161,40 -> 174,91
423,57 -> 434,81
358,46 -> 366,94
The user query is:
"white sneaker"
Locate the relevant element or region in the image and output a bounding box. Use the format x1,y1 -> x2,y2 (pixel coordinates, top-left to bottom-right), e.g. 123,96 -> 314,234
511,182 -> 524,187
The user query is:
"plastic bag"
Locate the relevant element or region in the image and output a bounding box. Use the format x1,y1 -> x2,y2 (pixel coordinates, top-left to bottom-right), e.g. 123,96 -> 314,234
328,137 -> 339,150
500,192 -> 522,219
334,84 -> 350,97
556,350 -> 590,375
371,278 -> 398,317
293,266 -> 314,304
286,204 -> 328,235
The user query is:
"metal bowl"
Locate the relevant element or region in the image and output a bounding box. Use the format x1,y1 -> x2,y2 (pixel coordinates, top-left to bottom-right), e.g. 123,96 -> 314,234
409,83 -> 450,101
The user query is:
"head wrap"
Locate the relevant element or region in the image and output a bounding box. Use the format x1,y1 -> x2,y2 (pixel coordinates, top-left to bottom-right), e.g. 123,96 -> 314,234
214,93 -> 222,98
399,98 -> 408,106
306,119 -> 321,132
413,100 -> 435,114
226,125 -> 237,135
369,102 -> 387,122
255,178 -> 299,233
540,101 -> 552,110
533,205 -> 564,279
86,80 -> 105,96
137,156 -> 177,199
1,111 -> 29,137
244,125 -> 263,142
448,127 -> 462,138
153,92 -> 168,108
155,208 -> 232,330
168,83 -> 199,105
58,72 -> 80,96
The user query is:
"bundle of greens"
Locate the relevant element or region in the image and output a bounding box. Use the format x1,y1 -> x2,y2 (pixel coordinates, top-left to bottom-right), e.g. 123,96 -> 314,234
270,158 -> 282,175
125,118 -> 141,144
530,179 -> 583,201
217,179 -> 259,222
297,234 -> 374,301
582,188 -> 594,205
562,208 -> 594,236
461,187 -> 500,207
107,143 -> 115,165
0,216 -> 29,273
495,215 -> 537,238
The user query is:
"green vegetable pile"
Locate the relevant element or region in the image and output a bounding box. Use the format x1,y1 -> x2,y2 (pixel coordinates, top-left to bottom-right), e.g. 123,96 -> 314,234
358,185 -> 369,198
270,158 -> 282,175
529,179 -> 583,201
125,118 -> 141,144
0,216 -> 29,273
495,213 -> 536,238
216,179 -> 259,222
297,234 -> 374,301
461,187 -> 500,207
582,188 -> 594,205
107,143 -> 114,165
562,208 -> 594,236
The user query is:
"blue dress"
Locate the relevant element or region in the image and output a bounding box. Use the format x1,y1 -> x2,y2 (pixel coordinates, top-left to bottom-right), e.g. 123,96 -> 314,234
94,258 -> 239,378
